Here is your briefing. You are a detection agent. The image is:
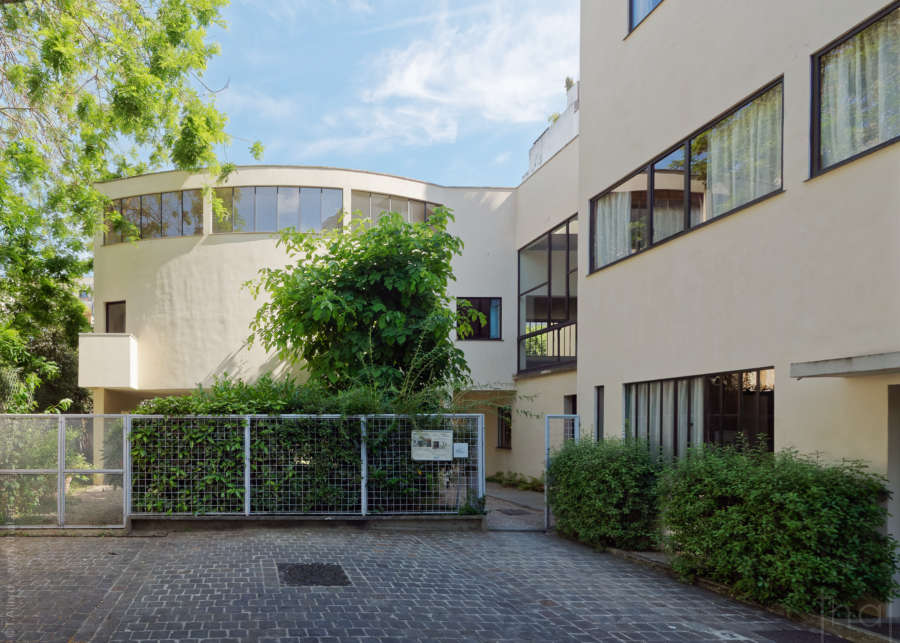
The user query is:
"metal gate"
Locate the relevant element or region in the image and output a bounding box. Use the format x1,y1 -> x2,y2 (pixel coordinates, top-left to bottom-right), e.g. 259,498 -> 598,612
544,413 -> 581,530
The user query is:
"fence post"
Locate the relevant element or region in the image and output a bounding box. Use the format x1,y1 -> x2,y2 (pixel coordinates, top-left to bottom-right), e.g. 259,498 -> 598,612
544,415 -> 550,531
124,415 -> 132,524
477,414 -> 485,499
244,417 -> 251,516
360,416 -> 368,516
57,414 -> 65,527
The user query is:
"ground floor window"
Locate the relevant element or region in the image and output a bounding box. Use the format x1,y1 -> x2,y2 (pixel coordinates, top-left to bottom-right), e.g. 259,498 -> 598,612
497,406 -> 512,449
624,368 -> 773,457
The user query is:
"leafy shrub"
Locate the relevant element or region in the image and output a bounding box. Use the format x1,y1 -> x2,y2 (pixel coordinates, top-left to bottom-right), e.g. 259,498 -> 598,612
547,439 -> 660,550
661,444 -> 898,614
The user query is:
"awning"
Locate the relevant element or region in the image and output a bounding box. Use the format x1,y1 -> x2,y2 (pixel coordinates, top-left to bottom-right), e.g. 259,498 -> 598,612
790,351 -> 900,379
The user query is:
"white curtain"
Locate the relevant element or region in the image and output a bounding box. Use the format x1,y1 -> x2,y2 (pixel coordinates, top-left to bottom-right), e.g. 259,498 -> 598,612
594,192 -> 631,267
820,8 -> 899,167
707,84 -> 783,218
652,198 -> 683,242
648,382 -> 661,458
661,381 -> 675,460
636,383 -> 648,441
676,379 -> 690,456
690,376 -> 705,448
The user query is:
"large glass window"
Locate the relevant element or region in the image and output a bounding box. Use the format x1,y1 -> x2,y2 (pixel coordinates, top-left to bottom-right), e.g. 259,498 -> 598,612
350,190 -> 435,225
518,214 -> 577,372
629,0 -> 663,31
140,194 -> 162,239
277,187 -> 300,231
813,5 -> 899,174
590,80 -> 783,271
162,192 -> 182,237
182,189 -> 203,236
255,187 -> 277,232
625,367 -> 774,459
457,297 -> 501,340
213,186 -> 343,234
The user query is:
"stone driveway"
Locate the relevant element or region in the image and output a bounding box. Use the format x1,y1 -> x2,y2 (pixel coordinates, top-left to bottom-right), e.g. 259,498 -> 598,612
1,528 -> 841,642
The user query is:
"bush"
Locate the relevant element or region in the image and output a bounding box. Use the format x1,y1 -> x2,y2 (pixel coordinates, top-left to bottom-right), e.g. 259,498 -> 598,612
661,443 -> 898,614
547,439 -> 660,550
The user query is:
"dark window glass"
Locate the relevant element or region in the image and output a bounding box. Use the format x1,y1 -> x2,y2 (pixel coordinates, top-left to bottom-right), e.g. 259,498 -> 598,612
213,187 -> 233,233
497,406 -> 512,449
321,188 -> 342,230
255,187 -> 277,231
233,187 -> 254,232
105,301 -> 126,333
390,196 -> 409,220
140,194 -> 162,239
277,187 -> 300,231
122,196 -> 141,239
104,199 -> 122,245
563,394 -> 577,440
182,189 -> 203,236
162,192 -> 181,237
371,193 -> 390,222
630,0 -> 663,31
595,386 -> 604,440
425,202 -> 439,220
300,187 -> 321,233
458,297 -> 501,340
815,6 -> 899,172
652,146 -> 686,242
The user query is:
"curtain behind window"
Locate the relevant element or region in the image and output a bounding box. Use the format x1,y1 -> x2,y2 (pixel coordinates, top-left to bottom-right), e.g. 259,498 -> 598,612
707,84 -> 782,218
593,191 -> 631,267
820,8 -> 899,168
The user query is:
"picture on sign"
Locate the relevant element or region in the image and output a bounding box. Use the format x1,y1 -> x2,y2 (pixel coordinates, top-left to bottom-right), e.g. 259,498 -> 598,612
453,442 -> 469,459
411,430 -> 453,461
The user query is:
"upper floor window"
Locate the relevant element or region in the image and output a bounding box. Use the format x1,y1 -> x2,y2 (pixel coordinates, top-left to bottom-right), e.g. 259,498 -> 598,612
518,215 -> 577,372
812,4 -> 899,176
457,297 -> 501,340
104,190 -> 202,245
629,0 -> 663,32
214,186 -> 343,233
590,79 -> 783,271
105,301 -> 126,333
350,190 -> 438,225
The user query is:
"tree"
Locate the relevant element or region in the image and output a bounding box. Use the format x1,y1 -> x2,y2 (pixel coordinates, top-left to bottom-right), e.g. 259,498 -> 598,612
0,0 -> 256,410
248,209 -> 481,393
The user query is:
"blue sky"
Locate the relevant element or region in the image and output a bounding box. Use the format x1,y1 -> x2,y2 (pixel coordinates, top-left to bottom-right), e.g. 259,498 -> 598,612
203,0 -> 579,187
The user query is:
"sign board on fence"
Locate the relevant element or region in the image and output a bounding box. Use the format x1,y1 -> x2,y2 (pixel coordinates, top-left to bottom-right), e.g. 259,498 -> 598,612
453,442 -> 468,459
411,430 -> 453,461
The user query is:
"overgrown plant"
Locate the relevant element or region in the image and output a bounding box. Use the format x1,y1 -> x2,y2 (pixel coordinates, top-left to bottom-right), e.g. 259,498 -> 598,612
661,442 -> 898,615
247,209 -> 481,392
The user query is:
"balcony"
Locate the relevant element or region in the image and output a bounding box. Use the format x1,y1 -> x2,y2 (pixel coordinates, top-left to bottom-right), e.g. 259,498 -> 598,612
517,321 -> 576,373
78,333 -> 139,389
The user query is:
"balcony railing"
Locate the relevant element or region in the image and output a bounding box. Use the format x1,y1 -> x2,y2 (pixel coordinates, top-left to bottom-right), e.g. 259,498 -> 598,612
517,321 -> 576,372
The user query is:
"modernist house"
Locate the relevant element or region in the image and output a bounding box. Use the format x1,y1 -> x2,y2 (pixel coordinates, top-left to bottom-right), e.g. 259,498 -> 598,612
81,0 -> 898,538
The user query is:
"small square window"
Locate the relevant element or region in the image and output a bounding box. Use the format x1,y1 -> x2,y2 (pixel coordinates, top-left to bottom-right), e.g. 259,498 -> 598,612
497,406 -> 512,449
106,301 -> 126,333
457,297 -> 501,340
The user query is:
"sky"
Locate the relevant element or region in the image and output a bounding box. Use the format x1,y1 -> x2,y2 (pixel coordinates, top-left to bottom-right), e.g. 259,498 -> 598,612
202,0 -> 579,187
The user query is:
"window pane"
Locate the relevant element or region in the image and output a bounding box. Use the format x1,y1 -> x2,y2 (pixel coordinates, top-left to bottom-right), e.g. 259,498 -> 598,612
233,187 -> 254,232
106,302 -> 125,333
390,197 -> 409,220
567,217 -> 578,270
371,193 -> 390,222
300,187 -> 322,233
695,83 -> 782,222
162,192 -> 181,237
277,187 -> 300,230
819,7 -> 899,168
653,146 -> 686,242
104,200 -> 122,245
630,0 -> 663,29
519,236 -> 548,293
182,189 -> 203,236
122,196 -> 141,239
141,194 -> 162,239
549,225 -> 568,321
425,202 -> 439,220
351,190 -> 370,221
592,170 -> 648,268
213,187 -> 233,234
520,284 -> 548,336
255,187 -> 276,232
489,298 -> 501,339
322,188 -> 343,230
410,200 -> 426,224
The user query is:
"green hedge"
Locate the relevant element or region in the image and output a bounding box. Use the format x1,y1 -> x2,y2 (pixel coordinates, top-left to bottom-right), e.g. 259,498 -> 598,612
661,444 -> 898,614
547,439 -> 660,550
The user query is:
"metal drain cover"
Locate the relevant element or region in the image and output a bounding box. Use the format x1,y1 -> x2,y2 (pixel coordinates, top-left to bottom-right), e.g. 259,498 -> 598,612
497,508 -> 531,515
277,563 -> 351,587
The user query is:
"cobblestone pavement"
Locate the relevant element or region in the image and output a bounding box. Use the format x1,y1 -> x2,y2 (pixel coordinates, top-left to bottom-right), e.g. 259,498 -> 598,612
1,528 -> 841,642
484,497 -> 543,530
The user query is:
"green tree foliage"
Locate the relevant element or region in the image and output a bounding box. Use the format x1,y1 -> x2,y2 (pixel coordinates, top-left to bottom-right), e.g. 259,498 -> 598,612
0,0 -> 256,410
661,443 -> 898,614
248,209 -> 480,392
547,439 -> 661,550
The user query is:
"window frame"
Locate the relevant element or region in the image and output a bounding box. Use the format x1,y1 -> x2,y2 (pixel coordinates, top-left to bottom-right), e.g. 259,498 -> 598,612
589,77 -> 785,275
809,2 -> 900,178
456,297 -> 502,341
497,406 -> 512,449
627,0 -> 664,34
105,301 -> 126,333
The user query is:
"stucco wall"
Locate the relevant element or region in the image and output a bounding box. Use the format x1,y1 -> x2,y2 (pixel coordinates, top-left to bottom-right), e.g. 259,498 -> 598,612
577,0 -> 900,471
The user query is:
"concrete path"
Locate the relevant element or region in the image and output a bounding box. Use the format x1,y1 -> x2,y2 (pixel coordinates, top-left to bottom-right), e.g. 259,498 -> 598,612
0,528 -> 842,642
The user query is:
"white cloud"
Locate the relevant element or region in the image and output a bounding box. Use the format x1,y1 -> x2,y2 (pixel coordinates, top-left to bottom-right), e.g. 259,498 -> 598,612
492,152 -> 511,165
217,86 -> 301,121
301,0 -> 578,158
236,0 -> 372,24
